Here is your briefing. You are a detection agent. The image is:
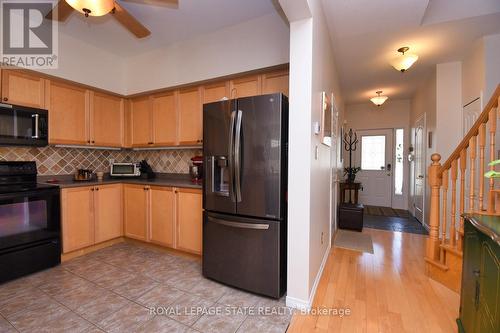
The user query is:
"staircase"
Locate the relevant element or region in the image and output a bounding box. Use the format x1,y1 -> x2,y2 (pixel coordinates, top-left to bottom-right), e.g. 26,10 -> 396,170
425,85 -> 500,292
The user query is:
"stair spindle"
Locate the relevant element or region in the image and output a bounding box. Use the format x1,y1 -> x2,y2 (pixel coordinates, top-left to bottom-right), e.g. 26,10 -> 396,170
450,159 -> 458,246
459,149 -> 467,250
469,136 -> 477,213
478,123 -> 486,211
487,107 -> 497,214
440,169 -> 449,264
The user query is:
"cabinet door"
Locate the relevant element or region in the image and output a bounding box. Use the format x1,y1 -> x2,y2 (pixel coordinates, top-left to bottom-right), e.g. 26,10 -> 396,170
203,81 -> 229,104
91,92 -> 123,147
46,81 -> 89,145
476,238 -> 499,333
178,88 -> 202,145
131,96 -> 152,147
94,184 -> 123,243
152,92 -> 177,146
150,187 -> 175,247
123,184 -> 148,241
176,188 -> 202,254
261,70 -> 289,97
61,187 -> 94,253
1,70 -> 45,108
230,75 -> 261,99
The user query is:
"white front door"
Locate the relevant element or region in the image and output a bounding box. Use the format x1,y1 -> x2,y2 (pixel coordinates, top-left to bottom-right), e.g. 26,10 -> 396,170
413,116 -> 425,223
355,129 -> 393,207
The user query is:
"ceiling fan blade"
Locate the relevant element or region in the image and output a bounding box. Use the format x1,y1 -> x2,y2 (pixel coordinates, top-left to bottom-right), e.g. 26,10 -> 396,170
122,0 -> 178,7
46,0 -> 74,21
112,2 -> 151,38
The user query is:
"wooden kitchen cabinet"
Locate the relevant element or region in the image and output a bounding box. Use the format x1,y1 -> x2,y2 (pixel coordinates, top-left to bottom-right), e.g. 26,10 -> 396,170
91,92 -> 124,147
152,92 -> 177,146
131,96 -> 152,147
61,187 -> 94,253
203,81 -> 230,104
94,184 -> 123,243
261,70 -> 289,97
149,186 -> 175,247
46,80 -> 89,145
230,75 -> 262,99
176,188 -> 203,254
1,70 -> 46,108
178,87 -> 202,145
123,184 -> 149,241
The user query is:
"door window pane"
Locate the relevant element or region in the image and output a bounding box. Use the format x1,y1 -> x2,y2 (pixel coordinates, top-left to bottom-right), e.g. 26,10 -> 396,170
361,135 -> 385,170
394,129 -> 404,195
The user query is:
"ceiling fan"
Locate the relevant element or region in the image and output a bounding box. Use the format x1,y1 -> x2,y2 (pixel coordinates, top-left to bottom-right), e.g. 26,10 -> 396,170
46,0 -> 179,38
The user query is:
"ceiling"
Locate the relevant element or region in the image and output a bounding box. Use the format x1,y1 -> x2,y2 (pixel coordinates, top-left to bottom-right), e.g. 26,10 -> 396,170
320,0 -> 500,104
53,0 -> 278,57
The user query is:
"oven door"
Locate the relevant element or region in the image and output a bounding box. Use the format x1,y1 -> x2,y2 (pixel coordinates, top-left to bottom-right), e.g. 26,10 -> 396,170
0,188 -> 60,252
0,103 -> 48,146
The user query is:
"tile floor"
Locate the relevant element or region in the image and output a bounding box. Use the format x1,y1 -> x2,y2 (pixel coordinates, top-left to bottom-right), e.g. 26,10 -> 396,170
0,242 -> 292,333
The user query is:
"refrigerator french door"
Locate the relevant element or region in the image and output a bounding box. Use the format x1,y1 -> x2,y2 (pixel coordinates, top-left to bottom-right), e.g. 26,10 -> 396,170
203,93 -> 288,298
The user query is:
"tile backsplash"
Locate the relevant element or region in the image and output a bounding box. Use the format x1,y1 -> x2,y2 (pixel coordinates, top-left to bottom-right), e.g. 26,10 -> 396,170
0,146 -> 202,176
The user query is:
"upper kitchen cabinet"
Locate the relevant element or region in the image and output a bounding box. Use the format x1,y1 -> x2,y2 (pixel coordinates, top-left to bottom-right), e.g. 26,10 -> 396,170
178,87 -> 202,145
202,81 -> 230,104
261,70 -> 289,97
1,70 -> 46,108
46,80 -> 89,145
90,92 -> 124,147
152,91 -> 177,146
130,96 -> 153,147
230,75 -> 262,99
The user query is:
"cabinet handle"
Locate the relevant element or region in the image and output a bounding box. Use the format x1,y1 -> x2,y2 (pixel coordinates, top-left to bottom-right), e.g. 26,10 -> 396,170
87,140 -> 91,144
3,97 -> 7,102
91,141 -> 95,144
91,188 -> 95,191
95,187 -> 99,191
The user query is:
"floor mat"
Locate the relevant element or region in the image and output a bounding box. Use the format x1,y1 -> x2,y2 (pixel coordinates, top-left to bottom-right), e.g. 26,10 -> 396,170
364,205 -> 409,218
334,229 -> 374,254
363,214 -> 428,235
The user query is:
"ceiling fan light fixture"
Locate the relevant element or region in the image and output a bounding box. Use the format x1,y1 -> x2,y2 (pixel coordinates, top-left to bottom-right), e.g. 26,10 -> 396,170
370,91 -> 388,106
391,46 -> 418,72
65,0 -> 115,17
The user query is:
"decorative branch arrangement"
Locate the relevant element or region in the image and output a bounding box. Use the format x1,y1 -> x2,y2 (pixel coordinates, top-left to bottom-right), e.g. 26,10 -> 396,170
343,128 -> 360,182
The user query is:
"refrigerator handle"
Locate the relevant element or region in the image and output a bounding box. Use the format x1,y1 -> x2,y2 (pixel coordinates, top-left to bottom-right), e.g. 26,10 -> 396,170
228,110 -> 237,202
208,216 -> 269,230
234,110 -> 243,202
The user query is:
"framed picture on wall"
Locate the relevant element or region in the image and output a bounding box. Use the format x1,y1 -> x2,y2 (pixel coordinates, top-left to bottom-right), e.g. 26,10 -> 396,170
321,91 -> 332,146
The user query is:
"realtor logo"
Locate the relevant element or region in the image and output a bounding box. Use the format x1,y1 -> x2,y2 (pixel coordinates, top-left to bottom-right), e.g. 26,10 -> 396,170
1,0 -> 58,69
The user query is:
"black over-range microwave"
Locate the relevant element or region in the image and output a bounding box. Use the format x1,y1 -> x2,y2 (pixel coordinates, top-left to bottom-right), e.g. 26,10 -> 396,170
0,103 -> 48,146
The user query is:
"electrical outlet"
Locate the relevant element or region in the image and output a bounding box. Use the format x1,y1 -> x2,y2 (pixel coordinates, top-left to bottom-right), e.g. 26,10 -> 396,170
321,232 -> 324,245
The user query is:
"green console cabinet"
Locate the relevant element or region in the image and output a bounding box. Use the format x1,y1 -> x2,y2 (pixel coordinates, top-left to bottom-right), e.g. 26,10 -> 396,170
458,215 -> 500,333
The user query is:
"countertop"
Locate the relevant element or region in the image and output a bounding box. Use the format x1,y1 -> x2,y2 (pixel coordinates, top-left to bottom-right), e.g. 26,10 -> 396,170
38,173 -> 202,190
463,213 -> 500,246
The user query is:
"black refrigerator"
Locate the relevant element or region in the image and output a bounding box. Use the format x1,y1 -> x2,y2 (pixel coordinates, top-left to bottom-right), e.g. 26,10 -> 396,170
202,93 -> 288,299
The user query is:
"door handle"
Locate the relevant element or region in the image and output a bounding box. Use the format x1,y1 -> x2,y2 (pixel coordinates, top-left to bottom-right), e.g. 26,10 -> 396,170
31,114 -> 39,139
234,110 -> 243,203
228,110 -> 236,202
208,216 -> 269,230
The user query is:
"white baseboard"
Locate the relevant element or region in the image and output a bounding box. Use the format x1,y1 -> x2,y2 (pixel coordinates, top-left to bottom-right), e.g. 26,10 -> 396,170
286,244 -> 331,310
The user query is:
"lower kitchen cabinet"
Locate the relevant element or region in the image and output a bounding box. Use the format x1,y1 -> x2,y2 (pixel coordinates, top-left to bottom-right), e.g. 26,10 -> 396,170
150,186 -> 175,247
176,188 -> 203,254
123,184 -> 149,241
61,184 -> 123,253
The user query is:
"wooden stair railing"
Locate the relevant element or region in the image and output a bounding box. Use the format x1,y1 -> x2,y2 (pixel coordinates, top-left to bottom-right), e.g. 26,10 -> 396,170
425,84 -> 500,292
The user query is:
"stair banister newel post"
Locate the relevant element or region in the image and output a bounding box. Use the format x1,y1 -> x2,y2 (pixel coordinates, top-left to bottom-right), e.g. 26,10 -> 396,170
427,153 -> 442,261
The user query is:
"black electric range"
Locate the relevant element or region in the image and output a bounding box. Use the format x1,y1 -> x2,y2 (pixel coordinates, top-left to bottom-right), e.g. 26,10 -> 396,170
0,161 -> 61,284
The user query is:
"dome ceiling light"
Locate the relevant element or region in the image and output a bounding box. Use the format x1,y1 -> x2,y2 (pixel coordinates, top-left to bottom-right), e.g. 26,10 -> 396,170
65,0 -> 115,17
391,47 -> 418,72
370,91 -> 388,106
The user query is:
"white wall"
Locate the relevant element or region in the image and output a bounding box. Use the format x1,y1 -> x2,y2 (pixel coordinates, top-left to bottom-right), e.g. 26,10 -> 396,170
462,38 -> 485,106
345,100 -> 411,209
38,32 -> 127,94
436,62 -> 462,160
279,0 -> 343,309
124,13 -> 290,95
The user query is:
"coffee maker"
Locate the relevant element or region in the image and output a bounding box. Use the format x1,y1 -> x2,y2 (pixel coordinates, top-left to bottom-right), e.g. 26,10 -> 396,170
190,156 -> 203,184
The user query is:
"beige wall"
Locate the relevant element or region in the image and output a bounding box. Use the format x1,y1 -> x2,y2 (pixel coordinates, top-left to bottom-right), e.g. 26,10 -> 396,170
462,39 -> 485,106
345,99 -> 410,209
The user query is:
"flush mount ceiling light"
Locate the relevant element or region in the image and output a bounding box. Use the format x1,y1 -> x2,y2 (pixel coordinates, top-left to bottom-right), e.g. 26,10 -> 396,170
65,0 -> 115,17
391,47 -> 418,72
370,91 -> 388,106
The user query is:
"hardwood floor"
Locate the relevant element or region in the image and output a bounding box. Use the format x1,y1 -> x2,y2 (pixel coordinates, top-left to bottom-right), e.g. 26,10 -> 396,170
287,228 -> 460,333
